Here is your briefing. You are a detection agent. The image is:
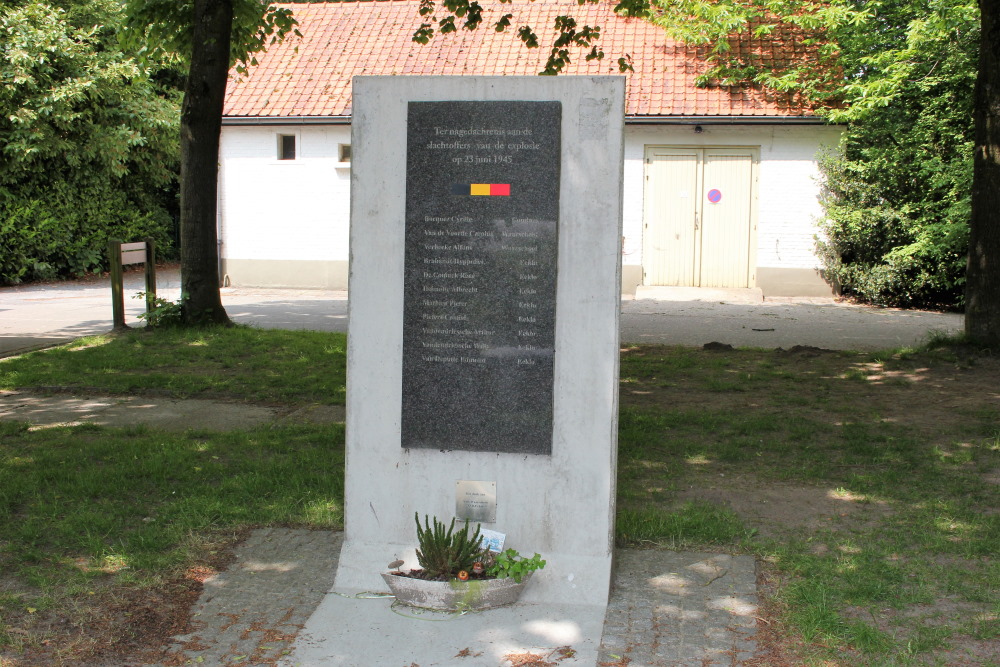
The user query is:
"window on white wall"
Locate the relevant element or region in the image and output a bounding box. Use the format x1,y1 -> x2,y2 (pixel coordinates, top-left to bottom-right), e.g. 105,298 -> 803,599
277,134 -> 296,160
338,143 -> 351,163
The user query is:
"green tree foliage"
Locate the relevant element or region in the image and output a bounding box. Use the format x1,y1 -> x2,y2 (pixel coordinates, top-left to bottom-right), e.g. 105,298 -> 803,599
123,0 -> 299,325
0,0 -> 181,284
648,0 -> 863,103
412,0 -> 645,74
123,0 -> 299,74
648,0 -> 979,311
815,1 -> 978,308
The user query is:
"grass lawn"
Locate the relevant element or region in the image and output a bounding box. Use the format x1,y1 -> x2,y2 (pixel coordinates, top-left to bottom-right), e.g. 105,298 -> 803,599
0,327 -> 346,404
1,327 -> 998,665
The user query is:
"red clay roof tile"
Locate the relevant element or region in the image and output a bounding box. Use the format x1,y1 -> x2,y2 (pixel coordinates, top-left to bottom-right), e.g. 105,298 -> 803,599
224,0 -> 817,119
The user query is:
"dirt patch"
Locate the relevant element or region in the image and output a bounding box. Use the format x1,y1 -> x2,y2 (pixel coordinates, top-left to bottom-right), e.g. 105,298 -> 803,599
2,582 -> 199,667
745,565 -> 832,667
842,599 -> 1000,666
675,475 -> 894,539
622,346 -> 1000,433
0,531 -> 245,667
620,344 -> 1000,478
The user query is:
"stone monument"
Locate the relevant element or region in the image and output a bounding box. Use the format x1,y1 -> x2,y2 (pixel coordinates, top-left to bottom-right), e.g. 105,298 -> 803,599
336,76 -> 625,607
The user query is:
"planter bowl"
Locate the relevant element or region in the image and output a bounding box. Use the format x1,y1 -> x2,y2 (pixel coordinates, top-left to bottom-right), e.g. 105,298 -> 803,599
382,572 -> 531,612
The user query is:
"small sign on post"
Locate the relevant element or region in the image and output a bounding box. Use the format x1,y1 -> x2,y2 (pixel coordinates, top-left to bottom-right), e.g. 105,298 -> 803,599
108,239 -> 157,330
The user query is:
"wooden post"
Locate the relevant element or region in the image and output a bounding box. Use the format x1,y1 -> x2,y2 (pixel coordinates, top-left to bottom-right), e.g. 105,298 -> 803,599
144,238 -> 157,315
108,239 -> 127,330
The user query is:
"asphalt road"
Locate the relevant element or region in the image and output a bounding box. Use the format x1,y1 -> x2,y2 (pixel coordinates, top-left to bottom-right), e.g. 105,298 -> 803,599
0,267 -> 963,358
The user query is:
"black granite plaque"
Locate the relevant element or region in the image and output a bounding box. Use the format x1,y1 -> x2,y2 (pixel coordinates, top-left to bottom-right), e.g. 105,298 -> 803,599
401,101 -> 561,454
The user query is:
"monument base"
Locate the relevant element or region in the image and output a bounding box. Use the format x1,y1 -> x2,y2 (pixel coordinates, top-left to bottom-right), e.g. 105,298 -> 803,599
281,592 -> 607,666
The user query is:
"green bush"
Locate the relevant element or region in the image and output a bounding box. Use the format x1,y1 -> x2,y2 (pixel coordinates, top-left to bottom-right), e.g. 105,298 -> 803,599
0,182 -> 173,285
818,146 -> 971,309
0,1 -> 179,286
815,5 -> 976,310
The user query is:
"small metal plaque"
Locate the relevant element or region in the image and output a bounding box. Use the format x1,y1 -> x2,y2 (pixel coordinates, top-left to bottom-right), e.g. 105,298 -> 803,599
456,480 -> 497,523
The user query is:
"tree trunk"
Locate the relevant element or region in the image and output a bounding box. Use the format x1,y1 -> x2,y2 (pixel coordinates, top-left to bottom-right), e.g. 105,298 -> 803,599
967,0 -> 1000,345
178,0 -> 233,325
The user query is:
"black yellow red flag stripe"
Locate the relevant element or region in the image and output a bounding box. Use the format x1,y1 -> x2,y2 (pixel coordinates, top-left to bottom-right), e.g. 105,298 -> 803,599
450,183 -> 511,196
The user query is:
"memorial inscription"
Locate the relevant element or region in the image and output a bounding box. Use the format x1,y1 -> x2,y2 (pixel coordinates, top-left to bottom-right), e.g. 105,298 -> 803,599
401,101 -> 561,454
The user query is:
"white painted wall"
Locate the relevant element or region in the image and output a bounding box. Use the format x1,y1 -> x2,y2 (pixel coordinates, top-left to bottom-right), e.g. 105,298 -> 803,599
622,124 -> 844,277
219,121 -> 842,291
219,125 -> 352,263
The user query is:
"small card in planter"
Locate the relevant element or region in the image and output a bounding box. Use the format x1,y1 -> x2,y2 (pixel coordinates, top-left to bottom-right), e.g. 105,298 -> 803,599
479,529 -> 505,553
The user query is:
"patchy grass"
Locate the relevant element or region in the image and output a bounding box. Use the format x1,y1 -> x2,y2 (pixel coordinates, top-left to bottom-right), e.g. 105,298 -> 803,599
0,419 -> 344,663
0,327 -> 347,405
616,343 -> 1000,665
1,332 -> 998,665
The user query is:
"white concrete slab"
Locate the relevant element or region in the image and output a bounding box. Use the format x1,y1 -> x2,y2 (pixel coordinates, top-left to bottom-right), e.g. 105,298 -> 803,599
281,594 -> 605,666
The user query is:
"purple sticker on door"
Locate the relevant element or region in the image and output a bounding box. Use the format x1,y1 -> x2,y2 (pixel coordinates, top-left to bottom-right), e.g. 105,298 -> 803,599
707,188 -> 722,203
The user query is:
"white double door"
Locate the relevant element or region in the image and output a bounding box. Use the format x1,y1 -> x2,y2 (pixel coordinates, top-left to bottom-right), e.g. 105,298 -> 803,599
642,146 -> 758,288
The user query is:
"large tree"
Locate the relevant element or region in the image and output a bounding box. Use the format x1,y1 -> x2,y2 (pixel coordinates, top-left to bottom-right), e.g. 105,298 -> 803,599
123,0 -> 627,323
968,0 -> 1000,343
125,0 -> 297,324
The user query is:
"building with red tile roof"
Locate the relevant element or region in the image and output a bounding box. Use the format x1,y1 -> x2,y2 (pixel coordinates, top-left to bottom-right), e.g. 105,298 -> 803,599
219,0 -> 842,296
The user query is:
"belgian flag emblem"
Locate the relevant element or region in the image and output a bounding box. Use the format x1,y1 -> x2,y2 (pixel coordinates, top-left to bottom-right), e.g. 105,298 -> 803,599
450,183 -> 511,196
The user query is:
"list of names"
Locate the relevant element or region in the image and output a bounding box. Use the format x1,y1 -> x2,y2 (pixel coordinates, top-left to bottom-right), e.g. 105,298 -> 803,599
400,101 -> 561,455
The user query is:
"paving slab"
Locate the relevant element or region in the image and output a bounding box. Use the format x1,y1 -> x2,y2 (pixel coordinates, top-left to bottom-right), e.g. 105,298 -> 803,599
152,530 -> 761,667
598,551 -> 759,666
152,529 -> 343,667
283,596 -> 607,666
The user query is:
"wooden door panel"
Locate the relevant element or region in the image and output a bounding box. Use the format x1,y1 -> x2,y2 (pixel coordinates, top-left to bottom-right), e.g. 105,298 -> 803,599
642,149 -> 699,286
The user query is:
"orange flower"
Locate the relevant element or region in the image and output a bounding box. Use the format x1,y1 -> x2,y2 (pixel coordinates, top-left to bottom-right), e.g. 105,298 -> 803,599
457,570 -> 470,581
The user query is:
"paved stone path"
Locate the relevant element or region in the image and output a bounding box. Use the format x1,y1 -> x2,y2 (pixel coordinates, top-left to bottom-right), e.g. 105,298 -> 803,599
147,529 -> 760,667
152,529 -> 344,667
599,551 -> 759,666
1,267 -> 964,358
0,390 -> 345,431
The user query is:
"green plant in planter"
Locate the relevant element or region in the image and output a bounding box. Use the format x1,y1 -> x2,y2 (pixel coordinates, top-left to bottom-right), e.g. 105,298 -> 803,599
414,513 -> 485,580
487,549 -> 546,583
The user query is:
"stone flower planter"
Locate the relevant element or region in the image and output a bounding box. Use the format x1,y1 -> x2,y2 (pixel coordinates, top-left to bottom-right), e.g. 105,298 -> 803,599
382,572 -> 532,612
